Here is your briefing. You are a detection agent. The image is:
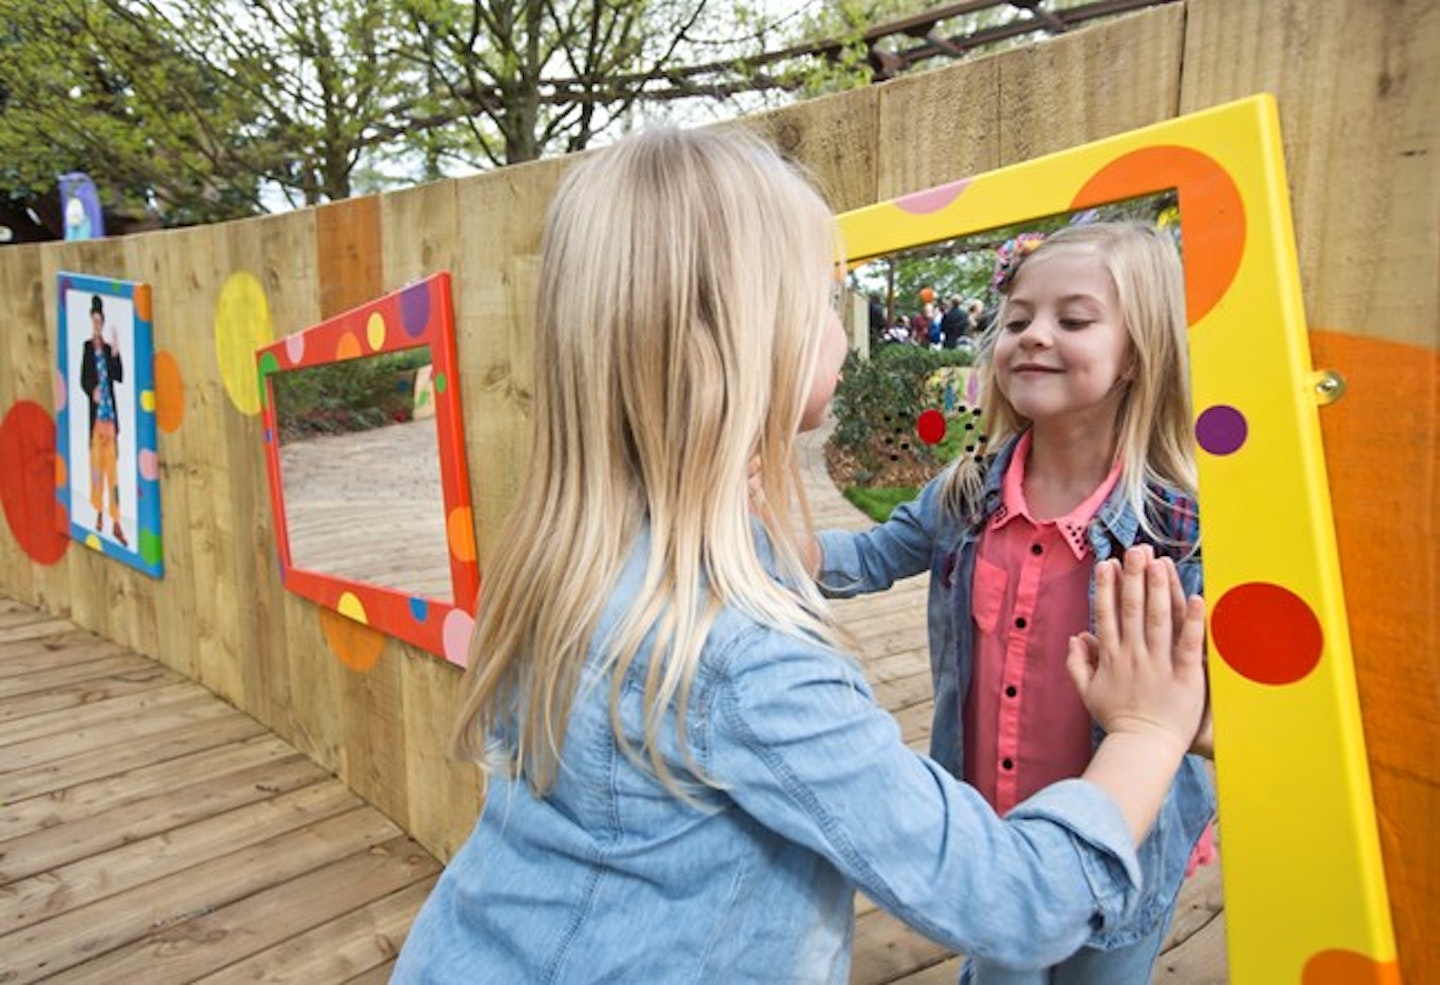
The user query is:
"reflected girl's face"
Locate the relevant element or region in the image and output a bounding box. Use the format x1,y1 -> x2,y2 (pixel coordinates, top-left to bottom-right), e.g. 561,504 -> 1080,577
993,248 -> 1131,431
801,311 -> 847,432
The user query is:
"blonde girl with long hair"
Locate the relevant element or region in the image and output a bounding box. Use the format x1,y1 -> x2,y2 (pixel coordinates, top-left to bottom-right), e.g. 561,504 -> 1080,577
394,137 -> 1209,984
810,221 -> 1216,985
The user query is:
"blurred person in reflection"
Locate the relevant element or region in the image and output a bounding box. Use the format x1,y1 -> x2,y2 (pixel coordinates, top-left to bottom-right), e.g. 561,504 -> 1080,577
80,293 -> 127,547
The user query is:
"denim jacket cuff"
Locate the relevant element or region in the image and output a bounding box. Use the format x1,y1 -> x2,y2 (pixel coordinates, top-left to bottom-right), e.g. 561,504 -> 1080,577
1007,779 -> 1142,936
815,529 -> 863,596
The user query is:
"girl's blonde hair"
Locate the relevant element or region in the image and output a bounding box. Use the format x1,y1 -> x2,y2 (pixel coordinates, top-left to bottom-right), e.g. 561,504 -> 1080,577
451,127 -> 845,795
946,221 -> 1197,540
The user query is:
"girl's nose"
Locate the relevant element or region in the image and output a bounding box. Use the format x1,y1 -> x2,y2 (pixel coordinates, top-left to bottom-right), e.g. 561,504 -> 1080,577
1017,316 -> 1054,348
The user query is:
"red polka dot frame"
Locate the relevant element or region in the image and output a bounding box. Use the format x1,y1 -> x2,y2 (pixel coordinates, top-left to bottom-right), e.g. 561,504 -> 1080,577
836,97 -> 1398,982
255,273 -> 479,666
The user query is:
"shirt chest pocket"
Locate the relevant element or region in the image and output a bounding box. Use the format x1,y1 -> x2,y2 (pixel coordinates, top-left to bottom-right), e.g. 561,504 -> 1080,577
970,555 -> 1009,635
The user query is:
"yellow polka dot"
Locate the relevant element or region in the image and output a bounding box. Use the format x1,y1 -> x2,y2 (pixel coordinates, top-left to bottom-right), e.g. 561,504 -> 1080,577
214,272 -> 275,415
140,390 -> 155,412
337,591 -> 368,624
84,533 -> 102,551
366,312 -> 387,351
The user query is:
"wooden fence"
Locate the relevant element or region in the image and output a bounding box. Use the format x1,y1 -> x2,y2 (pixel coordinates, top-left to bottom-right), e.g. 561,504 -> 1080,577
0,1 -> 1433,979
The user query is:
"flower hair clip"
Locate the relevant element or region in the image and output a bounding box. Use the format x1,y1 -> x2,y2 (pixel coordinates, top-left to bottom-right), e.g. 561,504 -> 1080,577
990,232 -> 1046,294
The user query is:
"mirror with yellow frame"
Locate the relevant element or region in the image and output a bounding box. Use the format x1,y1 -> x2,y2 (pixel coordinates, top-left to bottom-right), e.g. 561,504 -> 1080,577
834,96 -> 1399,985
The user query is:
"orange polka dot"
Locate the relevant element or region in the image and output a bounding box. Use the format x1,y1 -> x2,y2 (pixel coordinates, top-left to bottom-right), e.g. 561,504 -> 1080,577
154,350 -> 185,434
1071,146 -> 1244,324
336,332 -> 363,360
447,506 -> 476,563
54,453 -> 66,489
133,284 -> 152,323
319,606 -> 387,672
1303,949 -> 1401,985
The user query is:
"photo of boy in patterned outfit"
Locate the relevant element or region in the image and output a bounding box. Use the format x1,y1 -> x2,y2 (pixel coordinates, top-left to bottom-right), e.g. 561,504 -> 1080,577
79,293 -> 127,548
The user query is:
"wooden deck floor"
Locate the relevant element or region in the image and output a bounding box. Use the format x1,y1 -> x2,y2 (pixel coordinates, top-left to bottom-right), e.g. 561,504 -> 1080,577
0,424 -> 1226,982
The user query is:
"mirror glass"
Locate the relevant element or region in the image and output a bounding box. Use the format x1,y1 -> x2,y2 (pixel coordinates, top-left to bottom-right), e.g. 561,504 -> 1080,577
269,345 -> 452,602
834,193 -> 1179,493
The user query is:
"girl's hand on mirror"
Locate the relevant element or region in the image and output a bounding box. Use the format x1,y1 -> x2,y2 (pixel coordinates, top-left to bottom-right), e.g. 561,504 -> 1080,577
1066,546 -> 1207,758
1165,565 -> 1215,758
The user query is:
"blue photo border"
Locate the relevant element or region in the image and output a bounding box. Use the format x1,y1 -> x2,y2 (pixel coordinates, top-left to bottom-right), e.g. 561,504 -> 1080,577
55,271 -> 164,578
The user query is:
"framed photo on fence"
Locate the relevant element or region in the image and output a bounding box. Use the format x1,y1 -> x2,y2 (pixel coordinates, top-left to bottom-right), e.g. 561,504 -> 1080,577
54,272 -> 163,577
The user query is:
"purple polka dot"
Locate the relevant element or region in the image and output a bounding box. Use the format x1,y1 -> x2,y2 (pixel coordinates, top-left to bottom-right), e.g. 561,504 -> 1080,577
1195,405 -> 1247,455
400,282 -> 431,339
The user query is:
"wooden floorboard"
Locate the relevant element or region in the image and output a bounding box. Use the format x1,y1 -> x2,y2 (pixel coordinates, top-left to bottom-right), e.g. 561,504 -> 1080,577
0,420 -> 1225,982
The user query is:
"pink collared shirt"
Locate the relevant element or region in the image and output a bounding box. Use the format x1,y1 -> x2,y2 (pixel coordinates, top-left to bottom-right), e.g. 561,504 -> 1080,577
962,430 -> 1122,816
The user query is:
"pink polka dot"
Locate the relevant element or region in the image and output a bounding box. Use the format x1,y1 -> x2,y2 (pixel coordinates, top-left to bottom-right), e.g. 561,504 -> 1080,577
443,608 -> 475,667
1211,582 -> 1323,685
285,332 -> 305,364
895,179 -> 971,215
53,374 -> 66,413
138,449 -> 159,481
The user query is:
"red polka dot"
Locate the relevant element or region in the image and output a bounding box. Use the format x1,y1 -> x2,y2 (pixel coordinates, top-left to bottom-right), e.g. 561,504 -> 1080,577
0,401 -> 69,565
916,409 -> 946,445
1211,582 -> 1323,685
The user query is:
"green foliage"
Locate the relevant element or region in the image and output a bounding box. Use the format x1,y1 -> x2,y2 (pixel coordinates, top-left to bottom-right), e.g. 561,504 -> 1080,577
271,349 -> 430,440
830,344 -> 972,474
842,484 -> 918,523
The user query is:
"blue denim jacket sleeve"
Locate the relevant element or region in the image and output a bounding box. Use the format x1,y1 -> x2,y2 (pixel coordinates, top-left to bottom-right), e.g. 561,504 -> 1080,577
705,626 -> 1143,970
814,474 -> 949,597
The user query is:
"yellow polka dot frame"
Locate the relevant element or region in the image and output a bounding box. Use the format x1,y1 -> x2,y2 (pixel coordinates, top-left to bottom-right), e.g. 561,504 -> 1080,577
837,96 -> 1398,984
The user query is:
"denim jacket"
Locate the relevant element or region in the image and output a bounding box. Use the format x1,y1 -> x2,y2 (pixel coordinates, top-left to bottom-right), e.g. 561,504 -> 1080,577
815,436 -> 1216,949
394,526 -> 1155,984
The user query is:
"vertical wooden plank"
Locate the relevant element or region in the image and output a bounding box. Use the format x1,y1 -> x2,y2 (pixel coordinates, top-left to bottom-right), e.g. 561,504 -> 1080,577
1182,3 -> 1438,981
316,194 -> 383,319
0,244 -> 52,609
738,83 -> 881,214
380,179 -> 460,292
996,4 -> 1183,167
451,159 -> 569,564
141,223 -> 231,685
400,649 -> 480,860
226,209 -> 321,733
1182,0 -> 1439,345
874,52 -> 1001,203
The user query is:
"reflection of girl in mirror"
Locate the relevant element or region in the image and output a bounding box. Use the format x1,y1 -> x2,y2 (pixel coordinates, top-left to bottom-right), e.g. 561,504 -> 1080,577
80,294 -> 126,548
807,222 -> 1215,985
394,135 -> 1208,982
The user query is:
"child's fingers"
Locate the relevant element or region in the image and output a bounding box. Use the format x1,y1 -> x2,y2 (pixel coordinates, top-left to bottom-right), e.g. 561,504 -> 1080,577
1093,559 -> 1119,661
1119,546 -> 1154,661
1175,595 -> 1207,671
1145,558 -> 1174,659
1066,633 -> 1098,694
1164,557 -> 1187,638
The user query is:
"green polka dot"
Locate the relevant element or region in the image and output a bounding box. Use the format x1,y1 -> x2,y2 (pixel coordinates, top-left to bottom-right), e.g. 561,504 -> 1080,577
433,372 -> 446,393
256,351 -> 280,408
140,529 -> 163,566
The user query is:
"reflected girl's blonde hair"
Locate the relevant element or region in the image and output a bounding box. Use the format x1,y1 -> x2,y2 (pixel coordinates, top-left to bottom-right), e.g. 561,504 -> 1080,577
946,221 -> 1197,541
451,127 -> 845,795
